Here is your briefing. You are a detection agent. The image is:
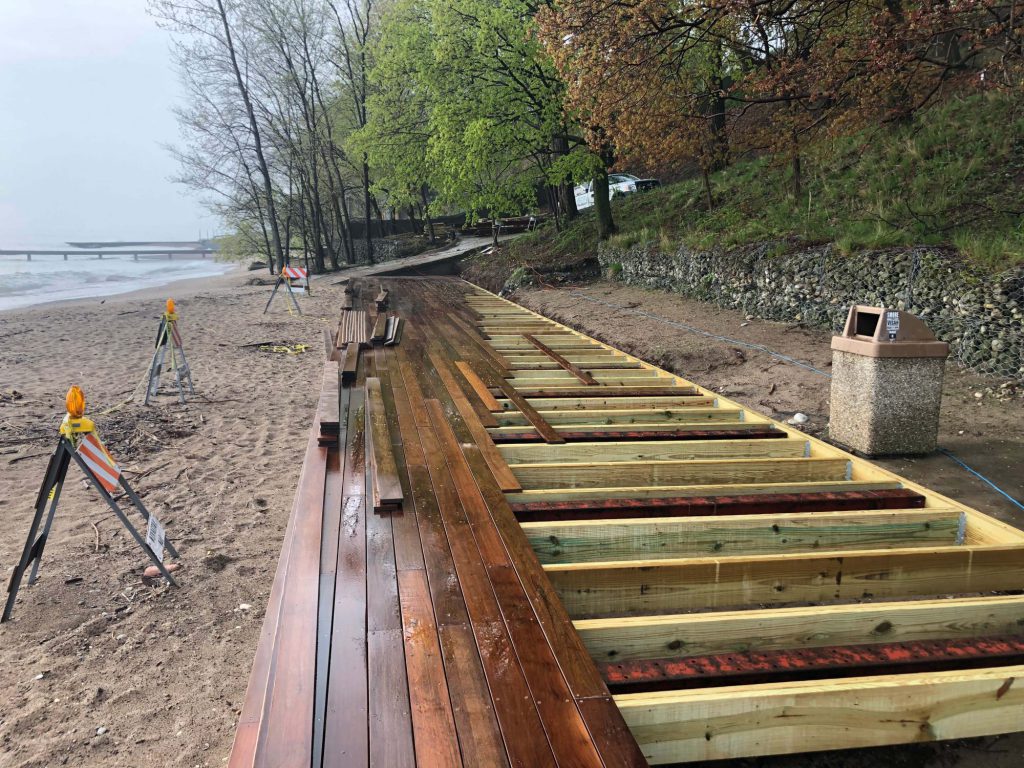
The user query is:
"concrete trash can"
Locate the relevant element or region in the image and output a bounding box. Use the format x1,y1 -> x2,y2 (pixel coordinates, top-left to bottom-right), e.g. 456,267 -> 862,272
829,306 -> 949,456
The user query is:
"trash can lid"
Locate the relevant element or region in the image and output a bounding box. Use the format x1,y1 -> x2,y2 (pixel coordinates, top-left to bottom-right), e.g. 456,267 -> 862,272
831,305 -> 950,358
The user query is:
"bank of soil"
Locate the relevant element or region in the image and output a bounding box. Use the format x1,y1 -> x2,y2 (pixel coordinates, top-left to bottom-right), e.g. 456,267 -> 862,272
0,273 -> 342,767
513,280 -> 1024,768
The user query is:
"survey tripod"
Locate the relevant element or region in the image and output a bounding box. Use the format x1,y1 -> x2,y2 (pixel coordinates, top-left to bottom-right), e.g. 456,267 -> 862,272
145,299 -> 195,404
2,392 -> 179,623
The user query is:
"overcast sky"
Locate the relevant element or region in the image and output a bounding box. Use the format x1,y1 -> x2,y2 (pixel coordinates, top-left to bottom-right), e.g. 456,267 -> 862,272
0,1 -> 219,246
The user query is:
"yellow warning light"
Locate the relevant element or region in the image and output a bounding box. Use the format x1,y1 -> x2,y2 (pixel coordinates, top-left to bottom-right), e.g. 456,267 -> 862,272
166,298 -> 176,314
66,385 -> 85,418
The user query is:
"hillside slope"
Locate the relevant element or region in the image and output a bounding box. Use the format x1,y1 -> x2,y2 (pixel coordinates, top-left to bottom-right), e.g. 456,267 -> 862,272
471,92 -> 1023,287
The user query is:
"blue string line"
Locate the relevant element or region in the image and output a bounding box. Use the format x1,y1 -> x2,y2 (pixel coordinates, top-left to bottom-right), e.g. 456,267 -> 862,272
570,291 -> 835,378
939,449 -> 1024,511
569,288 -> 1024,511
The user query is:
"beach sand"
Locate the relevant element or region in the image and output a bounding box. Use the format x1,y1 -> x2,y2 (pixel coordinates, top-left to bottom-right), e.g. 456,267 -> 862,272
0,267 -> 343,767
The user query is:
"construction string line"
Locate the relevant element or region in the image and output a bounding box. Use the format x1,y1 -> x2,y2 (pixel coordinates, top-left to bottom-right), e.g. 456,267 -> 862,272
569,290 -> 835,378
566,288 -> 1024,511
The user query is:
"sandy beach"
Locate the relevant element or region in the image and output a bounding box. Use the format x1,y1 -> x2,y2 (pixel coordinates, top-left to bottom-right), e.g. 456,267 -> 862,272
0,267 -> 343,767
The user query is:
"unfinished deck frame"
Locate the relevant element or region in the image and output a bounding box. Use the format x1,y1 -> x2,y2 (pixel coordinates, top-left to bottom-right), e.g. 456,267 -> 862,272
231,277 -> 1024,768
462,283 -> 1024,763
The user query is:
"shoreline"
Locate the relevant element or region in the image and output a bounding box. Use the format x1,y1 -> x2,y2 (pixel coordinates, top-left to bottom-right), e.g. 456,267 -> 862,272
0,261 -> 248,316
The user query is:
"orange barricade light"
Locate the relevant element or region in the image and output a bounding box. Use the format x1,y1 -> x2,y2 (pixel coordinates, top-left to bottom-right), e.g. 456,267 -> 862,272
60,385 -> 94,437
66,385 -> 85,418
166,298 -> 176,315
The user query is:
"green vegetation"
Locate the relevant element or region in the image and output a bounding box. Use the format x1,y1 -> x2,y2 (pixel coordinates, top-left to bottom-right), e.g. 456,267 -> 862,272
511,93 -> 1024,271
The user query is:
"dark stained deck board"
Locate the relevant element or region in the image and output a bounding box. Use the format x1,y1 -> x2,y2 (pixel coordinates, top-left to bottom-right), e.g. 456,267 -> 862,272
455,360 -> 504,411
427,349 -> 521,493
397,569 -> 464,767
523,334 -> 599,385
497,386 -> 701,399
396,347 -> 561,768
253,409 -> 327,768
322,384 -> 370,768
423,396 -> 648,767
416,384 -> 618,764
384,344 -> 512,763
369,628 -> 416,768
366,377 -> 404,511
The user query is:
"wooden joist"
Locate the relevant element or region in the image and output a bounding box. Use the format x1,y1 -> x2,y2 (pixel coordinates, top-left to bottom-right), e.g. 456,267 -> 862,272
574,595 -> 1024,662
492,427 -> 785,444
506,479 -> 902,505
509,456 -> 850,490
545,545 -> 1024,618
616,665 -> 1024,764
523,508 -> 963,563
497,395 -> 716,411
499,437 -> 809,465
498,386 -> 701,399
493,406 -> 748,427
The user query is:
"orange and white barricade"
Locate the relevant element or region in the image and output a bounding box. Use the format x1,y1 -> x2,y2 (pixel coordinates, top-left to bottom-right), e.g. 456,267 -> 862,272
3,386 -> 179,623
264,263 -> 310,315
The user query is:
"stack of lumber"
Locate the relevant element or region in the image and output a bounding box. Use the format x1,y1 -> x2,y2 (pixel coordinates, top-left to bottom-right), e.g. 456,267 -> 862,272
230,277 -> 1024,768
336,310 -> 368,346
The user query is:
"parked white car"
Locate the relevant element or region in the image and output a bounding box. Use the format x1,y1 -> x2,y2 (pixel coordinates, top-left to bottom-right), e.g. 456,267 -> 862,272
573,173 -> 660,210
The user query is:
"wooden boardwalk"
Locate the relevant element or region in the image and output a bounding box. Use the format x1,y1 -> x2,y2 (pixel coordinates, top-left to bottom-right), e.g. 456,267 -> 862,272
230,277 -> 1024,767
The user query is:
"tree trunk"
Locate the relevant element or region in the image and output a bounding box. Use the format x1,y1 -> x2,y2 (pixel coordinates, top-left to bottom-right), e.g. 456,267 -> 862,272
701,167 -> 714,210
338,189 -> 355,265
792,152 -> 802,199
558,182 -> 578,222
214,0 -> 284,273
593,166 -> 616,240
421,186 -> 435,243
362,158 -> 373,261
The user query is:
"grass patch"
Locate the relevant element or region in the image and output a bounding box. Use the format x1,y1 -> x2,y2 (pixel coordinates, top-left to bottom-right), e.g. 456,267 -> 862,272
509,92 -> 1024,273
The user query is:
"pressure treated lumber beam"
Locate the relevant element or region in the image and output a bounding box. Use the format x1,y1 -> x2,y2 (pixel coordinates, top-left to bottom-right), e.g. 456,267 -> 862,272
505,480 -> 902,505
496,396 -> 716,411
615,664 -> 1024,763
491,427 -> 785,444
494,407 -> 747,427
523,508 -> 963,563
574,595 -> 1024,662
509,457 -> 849,490
545,545 -> 1024,618
500,437 -> 808,465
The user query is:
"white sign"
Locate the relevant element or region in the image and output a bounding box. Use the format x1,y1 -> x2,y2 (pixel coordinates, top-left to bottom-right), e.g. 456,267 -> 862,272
146,515 -> 166,562
886,310 -> 900,337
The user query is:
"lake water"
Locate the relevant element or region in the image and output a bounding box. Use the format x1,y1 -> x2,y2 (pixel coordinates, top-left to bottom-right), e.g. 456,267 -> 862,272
0,252 -> 235,312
